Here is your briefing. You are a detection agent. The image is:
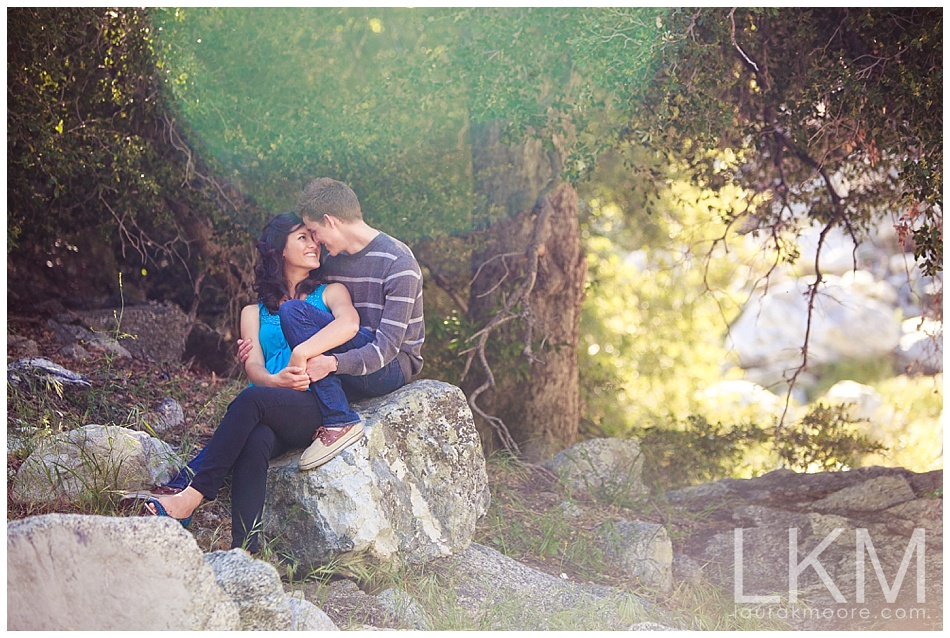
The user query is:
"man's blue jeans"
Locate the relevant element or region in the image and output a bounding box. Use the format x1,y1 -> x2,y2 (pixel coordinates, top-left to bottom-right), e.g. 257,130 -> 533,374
166,299 -> 406,490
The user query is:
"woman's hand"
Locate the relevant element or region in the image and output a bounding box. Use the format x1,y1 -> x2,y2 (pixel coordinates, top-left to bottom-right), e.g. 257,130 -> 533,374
275,365 -> 311,391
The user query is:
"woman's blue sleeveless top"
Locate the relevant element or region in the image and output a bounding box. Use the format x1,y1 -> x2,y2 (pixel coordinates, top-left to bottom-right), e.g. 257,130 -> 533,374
258,285 -> 328,375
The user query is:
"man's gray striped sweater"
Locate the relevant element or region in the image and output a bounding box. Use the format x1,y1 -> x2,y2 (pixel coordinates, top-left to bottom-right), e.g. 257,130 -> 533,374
320,232 -> 424,381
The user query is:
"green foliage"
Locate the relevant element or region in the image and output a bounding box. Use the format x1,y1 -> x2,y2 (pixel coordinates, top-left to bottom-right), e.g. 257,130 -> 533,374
151,7 -> 473,242
7,7 -> 257,323
150,7 -> 666,241
577,154 -> 757,432
805,356 -> 897,402
638,415 -> 771,492
637,403 -> 889,491
774,403 -> 887,472
597,7 -> 942,273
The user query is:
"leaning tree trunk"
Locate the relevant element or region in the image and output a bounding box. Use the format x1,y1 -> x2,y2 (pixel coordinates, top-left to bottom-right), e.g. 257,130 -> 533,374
462,121 -> 587,463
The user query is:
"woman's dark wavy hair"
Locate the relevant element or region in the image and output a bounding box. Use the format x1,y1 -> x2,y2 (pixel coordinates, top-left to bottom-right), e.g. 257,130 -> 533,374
253,212 -> 323,313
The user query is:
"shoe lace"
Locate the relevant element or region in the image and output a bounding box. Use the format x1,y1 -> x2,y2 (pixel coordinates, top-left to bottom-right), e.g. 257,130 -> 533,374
313,426 -> 328,442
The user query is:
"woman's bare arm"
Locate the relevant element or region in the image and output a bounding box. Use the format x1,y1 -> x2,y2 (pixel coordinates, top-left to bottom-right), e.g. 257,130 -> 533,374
241,304 -> 310,390
288,284 -> 360,370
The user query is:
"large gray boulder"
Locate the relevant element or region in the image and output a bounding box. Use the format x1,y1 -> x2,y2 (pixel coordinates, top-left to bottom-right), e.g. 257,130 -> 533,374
12,424 -> 181,504
667,466 -> 943,630
264,380 -> 490,570
6,514 -> 240,630
726,273 -> 902,384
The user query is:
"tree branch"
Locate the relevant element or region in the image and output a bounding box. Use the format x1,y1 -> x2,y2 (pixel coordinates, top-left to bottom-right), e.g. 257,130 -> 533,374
462,189 -> 556,458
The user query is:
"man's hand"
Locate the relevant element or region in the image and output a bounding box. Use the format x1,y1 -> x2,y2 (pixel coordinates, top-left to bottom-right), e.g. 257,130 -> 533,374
306,354 -> 338,382
237,338 -> 253,364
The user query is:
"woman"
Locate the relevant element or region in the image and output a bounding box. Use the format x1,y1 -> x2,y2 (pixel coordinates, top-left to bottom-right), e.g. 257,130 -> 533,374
145,212 -> 366,553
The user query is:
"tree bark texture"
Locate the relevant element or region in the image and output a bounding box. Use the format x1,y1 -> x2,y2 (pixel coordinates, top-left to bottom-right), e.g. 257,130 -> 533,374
464,121 -> 587,462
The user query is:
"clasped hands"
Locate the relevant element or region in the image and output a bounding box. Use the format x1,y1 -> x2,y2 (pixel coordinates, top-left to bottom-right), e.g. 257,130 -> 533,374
237,338 -> 337,388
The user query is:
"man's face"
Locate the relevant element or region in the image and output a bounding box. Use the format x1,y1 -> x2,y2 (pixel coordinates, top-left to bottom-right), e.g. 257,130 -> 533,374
303,215 -> 339,256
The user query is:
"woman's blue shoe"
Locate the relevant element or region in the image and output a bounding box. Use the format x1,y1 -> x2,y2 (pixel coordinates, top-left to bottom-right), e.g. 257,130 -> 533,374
145,498 -> 193,529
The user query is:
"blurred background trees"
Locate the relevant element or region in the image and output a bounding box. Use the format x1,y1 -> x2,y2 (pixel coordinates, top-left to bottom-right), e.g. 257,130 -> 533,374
7,7 -> 941,472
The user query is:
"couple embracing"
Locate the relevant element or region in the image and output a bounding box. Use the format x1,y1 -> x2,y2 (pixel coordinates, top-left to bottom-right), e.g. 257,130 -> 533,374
137,178 -> 424,554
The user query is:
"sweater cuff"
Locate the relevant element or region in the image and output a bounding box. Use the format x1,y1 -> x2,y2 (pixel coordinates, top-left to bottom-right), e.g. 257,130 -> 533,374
334,351 -> 360,376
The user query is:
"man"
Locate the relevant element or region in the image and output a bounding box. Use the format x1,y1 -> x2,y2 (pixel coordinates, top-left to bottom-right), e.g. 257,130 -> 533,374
281,177 -> 425,467
152,178 -> 424,493
295,177 -> 424,396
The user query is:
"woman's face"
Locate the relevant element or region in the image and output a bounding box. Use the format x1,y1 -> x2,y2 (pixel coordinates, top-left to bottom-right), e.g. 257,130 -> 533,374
282,224 -> 321,273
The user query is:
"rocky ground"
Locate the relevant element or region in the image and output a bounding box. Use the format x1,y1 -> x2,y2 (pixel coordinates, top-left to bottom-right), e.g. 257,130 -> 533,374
7,313 -> 943,630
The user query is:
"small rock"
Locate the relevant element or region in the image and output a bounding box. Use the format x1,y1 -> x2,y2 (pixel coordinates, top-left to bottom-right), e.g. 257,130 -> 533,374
47,319 -> 132,359
7,357 -> 91,389
136,398 -> 185,435
628,621 -> 681,631
286,594 -> 339,631
59,343 -> 92,361
672,554 -> 703,588
205,549 -> 293,630
315,579 -> 404,630
598,519 -> 673,593
376,587 -> 431,630
428,543 -> 659,630
12,424 -> 181,504
823,380 -> 883,422
557,500 -> 585,518
543,438 -> 647,501
8,334 -> 40,358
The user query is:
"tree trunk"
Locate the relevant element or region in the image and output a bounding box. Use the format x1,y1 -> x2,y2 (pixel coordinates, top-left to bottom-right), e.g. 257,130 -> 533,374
463,121 -> 587,462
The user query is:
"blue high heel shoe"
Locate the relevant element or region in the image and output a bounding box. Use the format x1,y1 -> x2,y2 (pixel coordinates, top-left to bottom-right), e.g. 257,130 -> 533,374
145,498 -> 194,529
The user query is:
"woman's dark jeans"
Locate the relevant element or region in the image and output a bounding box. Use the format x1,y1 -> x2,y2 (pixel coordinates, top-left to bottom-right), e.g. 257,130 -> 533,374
188,386 -> 321,553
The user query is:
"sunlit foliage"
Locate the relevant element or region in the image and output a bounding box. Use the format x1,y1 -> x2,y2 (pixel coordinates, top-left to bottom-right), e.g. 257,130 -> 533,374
151,8 -> 473,242
577,147 -> 775,432
603,7 -> 942,275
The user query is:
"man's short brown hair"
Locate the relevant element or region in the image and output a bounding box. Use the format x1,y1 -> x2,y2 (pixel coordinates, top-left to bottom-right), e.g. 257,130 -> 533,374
297,178 -> 363,224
